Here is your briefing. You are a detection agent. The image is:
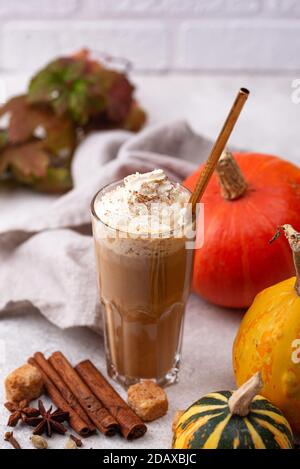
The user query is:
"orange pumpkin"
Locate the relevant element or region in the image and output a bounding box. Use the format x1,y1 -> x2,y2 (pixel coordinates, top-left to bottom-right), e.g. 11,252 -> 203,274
183,150 -> 300,308
233,225 -> 300,432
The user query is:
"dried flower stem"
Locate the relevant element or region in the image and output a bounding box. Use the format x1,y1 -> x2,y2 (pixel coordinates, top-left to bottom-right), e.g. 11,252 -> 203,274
70,434 -> 82,447
4,431 -> 21,449
270,224 -> 300,296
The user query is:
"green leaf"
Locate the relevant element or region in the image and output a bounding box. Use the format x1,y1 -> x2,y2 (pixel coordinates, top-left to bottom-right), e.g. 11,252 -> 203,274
27,50 -> 138,126
68,79 -> 89,124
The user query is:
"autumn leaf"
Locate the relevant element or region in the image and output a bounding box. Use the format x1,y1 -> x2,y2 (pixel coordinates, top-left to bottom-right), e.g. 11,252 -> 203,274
0,49 -> 146,193
105,72 -> 134,123
0,130 -> 8,149
28,56 -> 101,123
122,101 -> 147,132
28,51 -> 135,126
0,141 -> 49,180
0,140 -> 74,193
0,131 -> 9,175
0,95 -> 77,150
0,95 -> 40,143
0,96 -> 76,191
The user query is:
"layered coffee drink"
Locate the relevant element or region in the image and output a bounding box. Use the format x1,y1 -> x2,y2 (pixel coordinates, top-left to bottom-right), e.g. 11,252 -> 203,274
91,169 -> 194,387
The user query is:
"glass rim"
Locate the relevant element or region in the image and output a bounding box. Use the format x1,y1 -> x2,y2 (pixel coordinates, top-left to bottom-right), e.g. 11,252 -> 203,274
90,177 -> 193,237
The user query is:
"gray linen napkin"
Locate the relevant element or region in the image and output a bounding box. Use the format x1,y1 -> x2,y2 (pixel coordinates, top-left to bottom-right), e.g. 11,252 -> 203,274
0,121 -> 212,332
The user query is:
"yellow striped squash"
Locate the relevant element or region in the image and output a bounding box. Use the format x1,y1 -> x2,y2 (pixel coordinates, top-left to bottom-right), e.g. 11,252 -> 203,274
173,380 -> 293,449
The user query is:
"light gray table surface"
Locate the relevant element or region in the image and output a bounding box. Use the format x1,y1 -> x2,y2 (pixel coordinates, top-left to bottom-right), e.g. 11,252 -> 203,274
0,73 -> 299,449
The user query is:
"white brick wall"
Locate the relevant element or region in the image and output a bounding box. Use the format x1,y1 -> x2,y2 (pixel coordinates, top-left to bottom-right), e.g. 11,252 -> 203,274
0,0 -> 80,18
0,0 -> 299,72
176,20 -> 300,71
2,21 -> 169,71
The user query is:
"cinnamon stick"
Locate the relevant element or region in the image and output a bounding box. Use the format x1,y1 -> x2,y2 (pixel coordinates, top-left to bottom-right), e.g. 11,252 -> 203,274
28,357 -> 92,437
33,352 -> 95,432
49,351 -> 119,436
75,360 -> 147,440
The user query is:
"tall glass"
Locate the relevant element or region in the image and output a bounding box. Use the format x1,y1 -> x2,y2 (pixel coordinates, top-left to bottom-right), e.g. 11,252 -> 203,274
91,180 -> 194,388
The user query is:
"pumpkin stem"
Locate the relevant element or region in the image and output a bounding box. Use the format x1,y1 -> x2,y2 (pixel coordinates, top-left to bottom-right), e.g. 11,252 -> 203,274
270,224 -> 300,296
216,149 -> 248,200
228,372 -> 263,417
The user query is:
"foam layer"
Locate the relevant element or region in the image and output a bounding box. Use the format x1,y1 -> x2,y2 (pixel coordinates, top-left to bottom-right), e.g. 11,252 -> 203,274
94,169 -> 190,236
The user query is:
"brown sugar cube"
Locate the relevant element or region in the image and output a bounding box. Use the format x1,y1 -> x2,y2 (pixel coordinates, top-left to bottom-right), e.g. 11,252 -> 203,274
127,380 -> 168,422
5,364 -> 44,403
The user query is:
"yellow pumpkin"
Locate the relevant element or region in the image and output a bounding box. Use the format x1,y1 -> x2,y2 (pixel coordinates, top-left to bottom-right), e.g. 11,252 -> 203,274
233,224 -> 300,432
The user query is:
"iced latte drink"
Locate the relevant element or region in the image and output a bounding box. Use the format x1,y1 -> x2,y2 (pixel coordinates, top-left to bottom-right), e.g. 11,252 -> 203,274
91,170 -> 194,387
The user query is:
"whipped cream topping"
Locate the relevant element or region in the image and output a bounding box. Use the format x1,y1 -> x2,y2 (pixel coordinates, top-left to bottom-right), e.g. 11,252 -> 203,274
94,169 -> 190,235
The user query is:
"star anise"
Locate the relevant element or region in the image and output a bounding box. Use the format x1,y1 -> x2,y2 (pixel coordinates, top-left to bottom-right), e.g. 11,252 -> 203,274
4,400 -> 40,427
24,400 -> 69,437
